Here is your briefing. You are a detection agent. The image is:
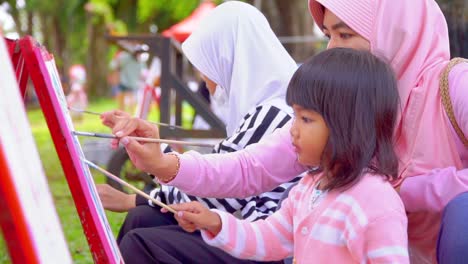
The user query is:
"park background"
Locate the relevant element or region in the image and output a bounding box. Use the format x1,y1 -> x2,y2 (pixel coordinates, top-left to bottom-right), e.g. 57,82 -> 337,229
0,0 -> 466,262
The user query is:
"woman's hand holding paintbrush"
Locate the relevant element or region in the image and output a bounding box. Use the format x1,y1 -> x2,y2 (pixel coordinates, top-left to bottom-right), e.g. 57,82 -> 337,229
100,111 -> 181,182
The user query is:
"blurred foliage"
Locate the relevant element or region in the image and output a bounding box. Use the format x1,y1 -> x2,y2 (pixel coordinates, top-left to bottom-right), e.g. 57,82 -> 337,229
0,0 -> 225,93
1,0 -> 465,83
137,0 -> 200,32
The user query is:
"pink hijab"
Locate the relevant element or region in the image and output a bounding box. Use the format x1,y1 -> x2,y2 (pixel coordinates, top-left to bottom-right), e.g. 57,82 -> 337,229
309,0 -> 463,261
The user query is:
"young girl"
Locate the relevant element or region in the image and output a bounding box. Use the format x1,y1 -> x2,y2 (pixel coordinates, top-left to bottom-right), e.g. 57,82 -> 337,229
167,48 -> 409,263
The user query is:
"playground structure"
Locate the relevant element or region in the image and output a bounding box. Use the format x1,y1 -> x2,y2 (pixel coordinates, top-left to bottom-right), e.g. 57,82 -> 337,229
105,33 -> 226,191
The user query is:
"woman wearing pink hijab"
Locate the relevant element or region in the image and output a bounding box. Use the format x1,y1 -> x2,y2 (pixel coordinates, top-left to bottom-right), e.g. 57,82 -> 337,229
102,0 -> 467,263
307,0 -> 468,263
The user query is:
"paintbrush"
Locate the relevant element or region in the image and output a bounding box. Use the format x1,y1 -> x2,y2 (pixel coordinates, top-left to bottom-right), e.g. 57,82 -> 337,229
68,107 -> 184,130
72,131 -> 215,148
83,159 -> 177,214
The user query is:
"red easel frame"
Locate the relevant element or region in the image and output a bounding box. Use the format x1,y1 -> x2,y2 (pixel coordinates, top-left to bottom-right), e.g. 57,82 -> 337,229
18,36 -> 122,264
1,37 -> 72,263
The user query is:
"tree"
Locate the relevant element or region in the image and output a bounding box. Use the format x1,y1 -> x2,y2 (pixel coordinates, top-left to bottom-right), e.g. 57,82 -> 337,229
254,0 -> 317,62
437,0 -> 468,57
0,0 -> 88,80
84,0 -> 231,97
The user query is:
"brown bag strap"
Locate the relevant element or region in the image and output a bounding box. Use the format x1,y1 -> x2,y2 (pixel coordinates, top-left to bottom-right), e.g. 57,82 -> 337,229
439,57 -> 468,147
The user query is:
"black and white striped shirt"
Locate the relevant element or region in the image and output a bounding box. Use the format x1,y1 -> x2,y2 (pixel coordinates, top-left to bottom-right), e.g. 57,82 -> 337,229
149,104 -> 302,221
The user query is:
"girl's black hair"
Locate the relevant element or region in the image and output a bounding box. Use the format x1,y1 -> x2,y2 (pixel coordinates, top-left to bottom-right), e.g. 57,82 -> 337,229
286,48 -> 400,191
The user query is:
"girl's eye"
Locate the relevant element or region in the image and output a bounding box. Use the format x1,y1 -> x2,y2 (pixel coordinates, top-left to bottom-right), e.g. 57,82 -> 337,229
301,116 -> 312,123
340,33 -> 353,39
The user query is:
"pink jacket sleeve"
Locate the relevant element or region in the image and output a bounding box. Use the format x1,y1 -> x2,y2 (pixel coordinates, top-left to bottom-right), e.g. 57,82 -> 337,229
201,199 -> 295,261
400,63 -> 468,212
349,211 -> 409,263
167,121 -> 306,198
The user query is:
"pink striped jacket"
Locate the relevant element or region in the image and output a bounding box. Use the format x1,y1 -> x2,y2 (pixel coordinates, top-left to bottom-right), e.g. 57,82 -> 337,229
201,174 -> 409,263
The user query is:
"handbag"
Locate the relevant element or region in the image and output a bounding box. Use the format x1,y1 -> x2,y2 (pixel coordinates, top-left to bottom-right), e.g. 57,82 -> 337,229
439,57 -> 468,147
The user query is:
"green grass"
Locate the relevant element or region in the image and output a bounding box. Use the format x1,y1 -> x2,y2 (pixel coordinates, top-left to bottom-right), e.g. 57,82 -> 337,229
0,98 -> 195,263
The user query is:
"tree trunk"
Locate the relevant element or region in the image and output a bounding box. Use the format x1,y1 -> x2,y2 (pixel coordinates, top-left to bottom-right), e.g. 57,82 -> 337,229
52,16 -> 67,75
26,10 -> 33,36
437,0 -> 468,58
253,0 -> 316,62
38,14 -> 52,51
7,0 -> 24,36
86,13 -> 109,98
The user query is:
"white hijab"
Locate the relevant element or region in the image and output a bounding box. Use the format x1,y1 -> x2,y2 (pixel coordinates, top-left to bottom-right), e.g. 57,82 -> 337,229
182,1 -> 297,136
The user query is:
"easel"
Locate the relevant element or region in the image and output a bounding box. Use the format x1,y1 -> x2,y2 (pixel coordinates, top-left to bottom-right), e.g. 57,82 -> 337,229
1,38 -> 72,263
136,57 -> 162,120
9,36 -> 123,263
107,34 -> 226,139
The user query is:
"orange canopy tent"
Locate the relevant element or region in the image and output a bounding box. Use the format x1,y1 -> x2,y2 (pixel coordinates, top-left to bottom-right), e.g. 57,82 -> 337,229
162,1 -> 216,43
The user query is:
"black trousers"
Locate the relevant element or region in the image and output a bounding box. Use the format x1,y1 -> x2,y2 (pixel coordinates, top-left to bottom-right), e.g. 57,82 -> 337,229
118,205 -> 283,264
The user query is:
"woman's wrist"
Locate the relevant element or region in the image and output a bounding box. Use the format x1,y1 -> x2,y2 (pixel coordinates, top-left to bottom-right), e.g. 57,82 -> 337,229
126,194 -> 137,210
153,153 -> 180,183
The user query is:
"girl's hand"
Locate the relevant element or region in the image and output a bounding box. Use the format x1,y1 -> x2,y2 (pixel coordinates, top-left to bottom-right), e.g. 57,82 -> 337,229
162,202 -> 222,236
96,184 -> 136,212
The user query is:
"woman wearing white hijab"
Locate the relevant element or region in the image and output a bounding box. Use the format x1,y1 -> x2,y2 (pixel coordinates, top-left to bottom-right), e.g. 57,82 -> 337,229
112,2 -> 299,263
